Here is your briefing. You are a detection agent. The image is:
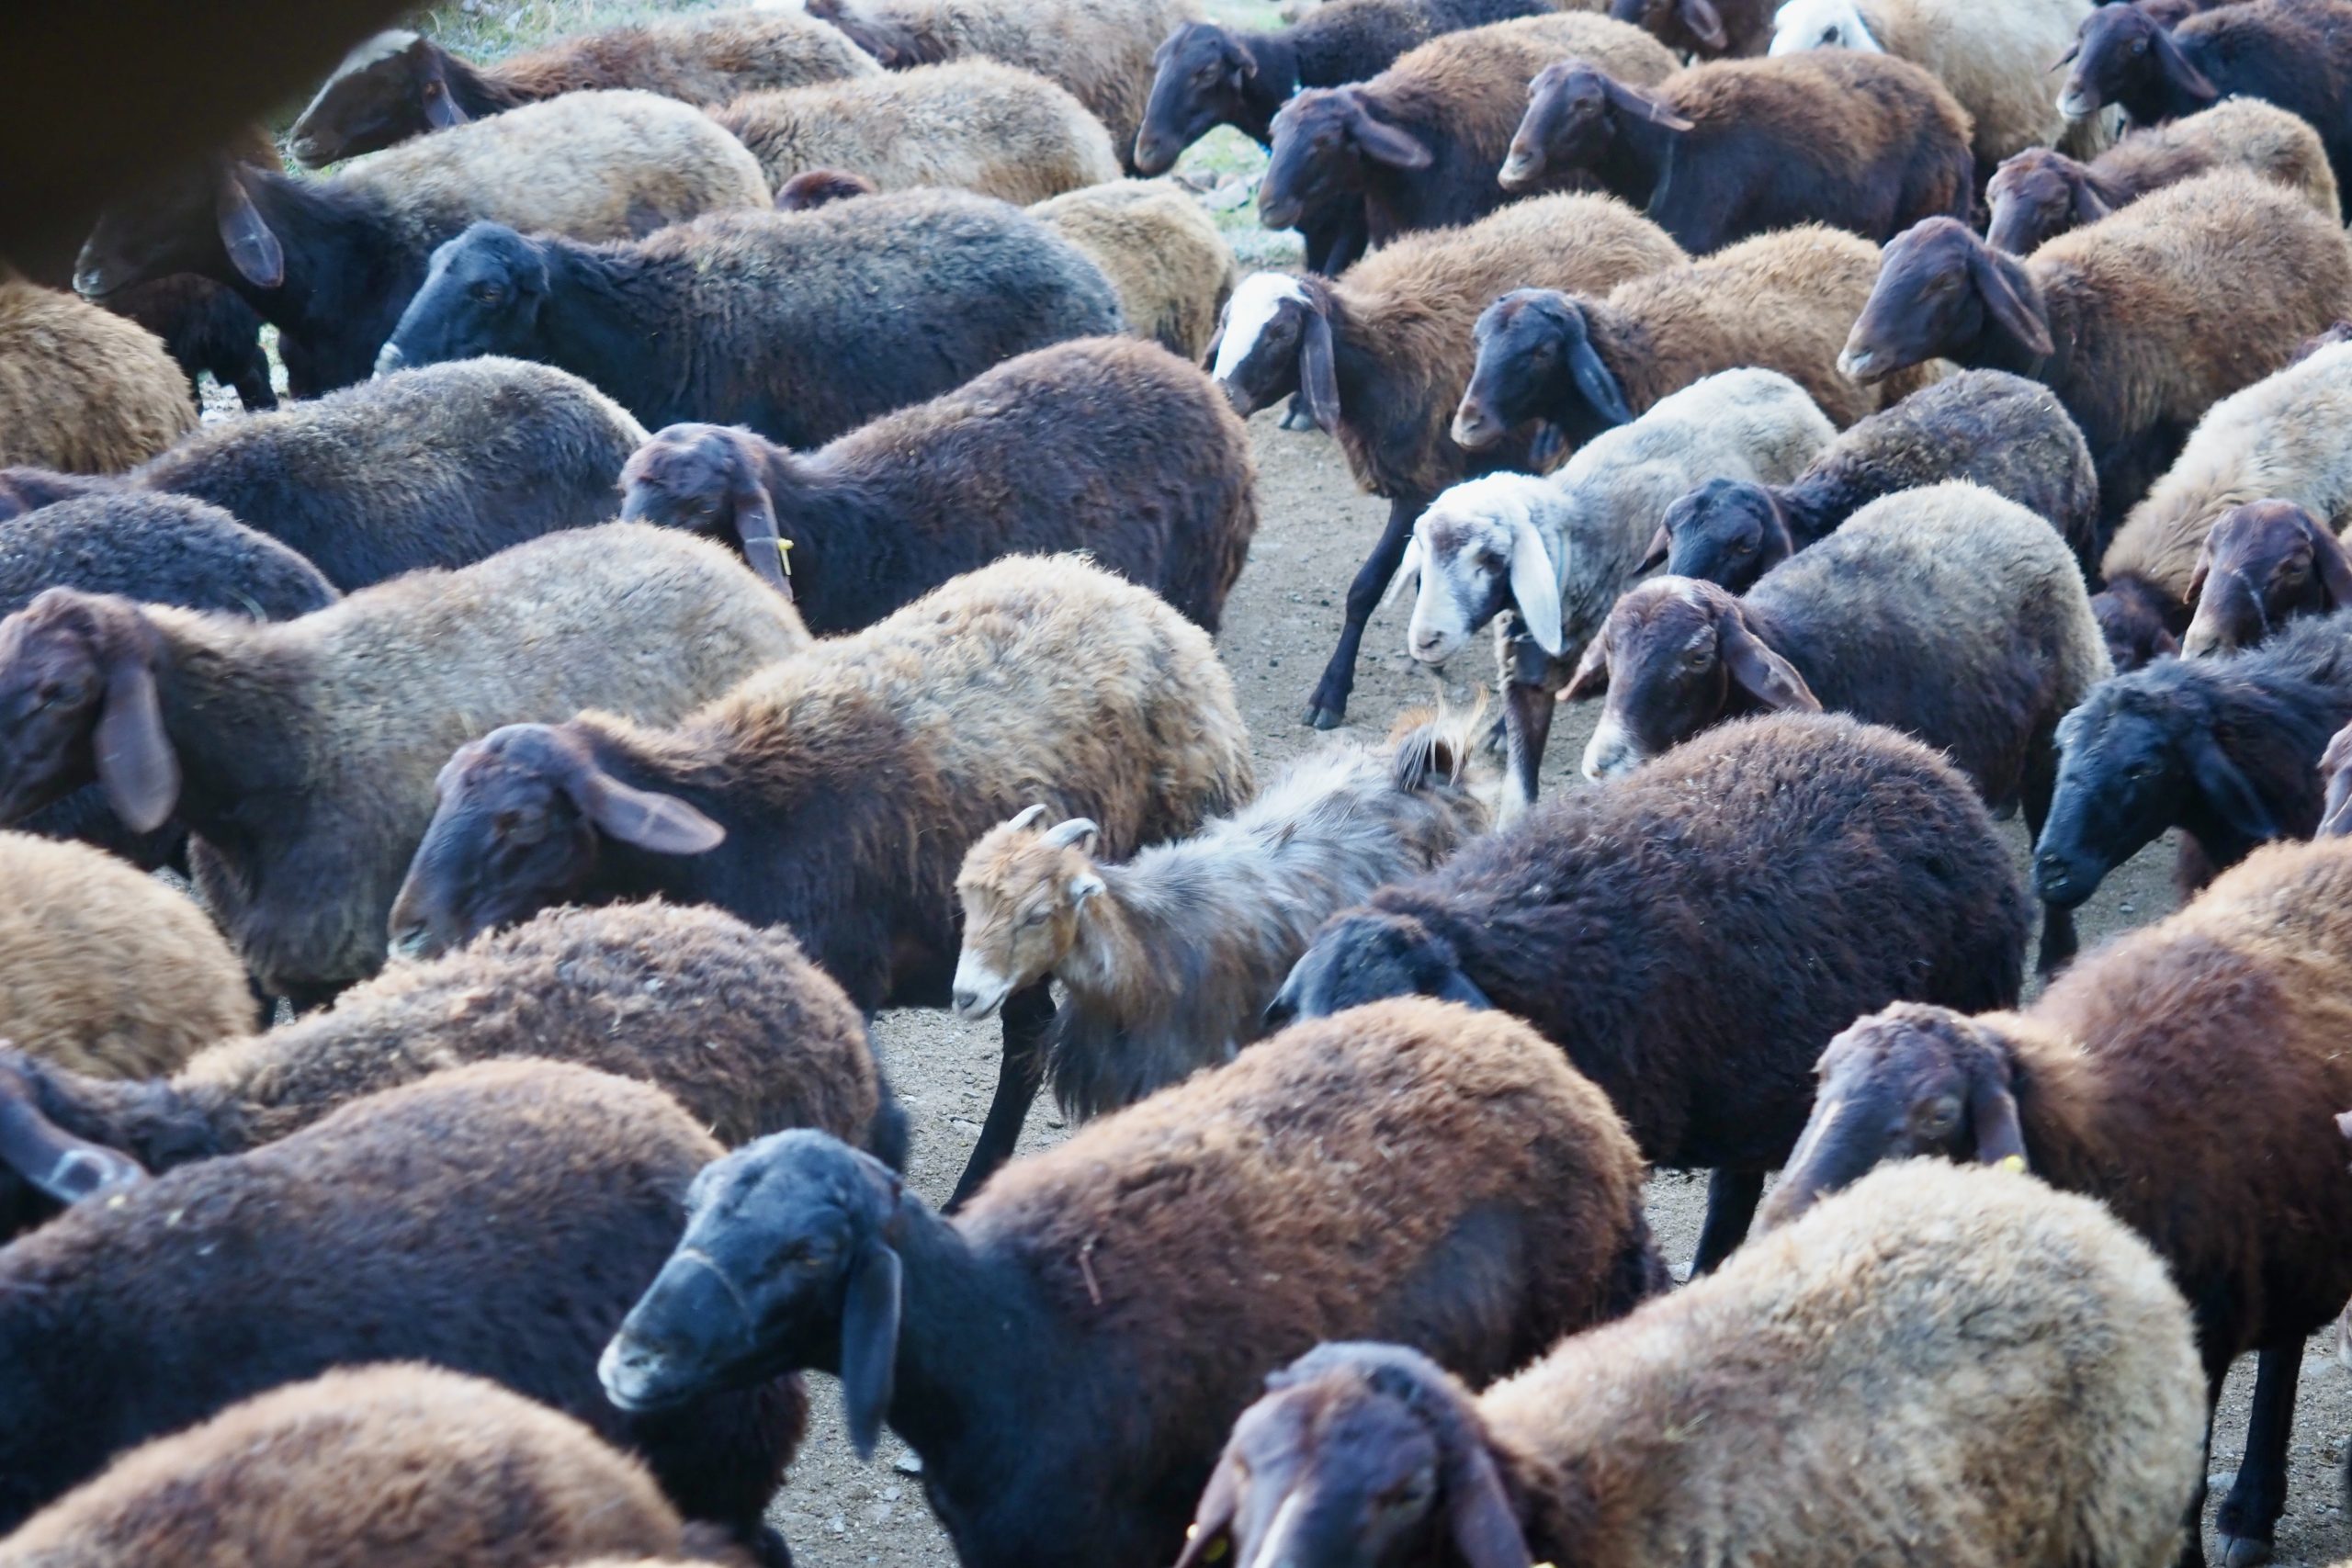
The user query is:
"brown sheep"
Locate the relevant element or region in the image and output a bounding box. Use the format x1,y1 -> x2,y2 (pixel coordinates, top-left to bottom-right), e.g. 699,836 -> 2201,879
713,62 -> 1120,206
0,1365 -> 741,1568
2180,500 -> 2352,658
0,833 -> 254,1079
0,280 -> 192,474
1029,181 -> 1236,362
1762,835 -> 2352,1566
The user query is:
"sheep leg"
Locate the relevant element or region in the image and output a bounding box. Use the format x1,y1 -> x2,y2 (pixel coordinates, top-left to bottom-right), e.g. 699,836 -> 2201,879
2216,1345 -> 2301,1567
1306,493 -> 1427,729
2023,729 -> 2076,976
1688,1169 -> 1764,1276
1503,635 -> 1556,807
947,982 -> 1056,1210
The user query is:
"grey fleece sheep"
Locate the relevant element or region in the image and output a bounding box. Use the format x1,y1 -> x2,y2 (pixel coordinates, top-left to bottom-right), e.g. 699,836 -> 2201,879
0,280 -> 192,475
1571,480 -> 2111,971
1030,181 -> 1238,362
0,525 -> 808,1006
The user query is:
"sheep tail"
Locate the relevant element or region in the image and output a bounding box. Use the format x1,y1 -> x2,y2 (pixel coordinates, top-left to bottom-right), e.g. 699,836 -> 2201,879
1388,692 -> 1490,795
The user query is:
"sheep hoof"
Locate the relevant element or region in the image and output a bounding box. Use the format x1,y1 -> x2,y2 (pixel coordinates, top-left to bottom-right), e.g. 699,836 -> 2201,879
1304,700 -> 1347,729
2222,1537 -> 2273,1568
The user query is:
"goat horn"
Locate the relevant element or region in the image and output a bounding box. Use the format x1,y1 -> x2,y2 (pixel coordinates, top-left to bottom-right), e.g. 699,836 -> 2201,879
1046,818 -> 1100,849
1008,804 -> 1049,830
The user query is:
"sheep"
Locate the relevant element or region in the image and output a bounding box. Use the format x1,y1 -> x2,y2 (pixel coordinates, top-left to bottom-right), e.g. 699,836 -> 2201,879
0,525 -> 808,1007
0,1060 -> 806,1564
0,1365 -> 737,1568
1258,15 -> 1678,251
1609,0 -> 1774,60
1761,835 -> 2352,1567
1497,51 -> 1975,255
1181,1161 -> 2204,1568
1211,192 -> 1688,728
2059,0 -> 2352,220
0,470 -> 102,522
950,711 -> 1492,1120
713,62 -> 1120,206
378,195 -> 1124,451
1986,97 -> 2337,254
100,276 -> 276,412
386,555 -> 1252,1203
0,898 -> 899,1241
2031,608 -> 2352,913
287,10 -> 882,166
72,91 -> 772,395
597,996 -> 1666,1568
1264,712 -> 2031,1272
1028,181 -> 1237,362
805,0 -> 1200,172
0,279 -> 192,474
1400,368 -> 1836,804
1655,370 -> 2102,594
616,337 -> 1257,630
1768,0 -> 2104,172
1838,171 -> 2352,527
1569,483 -> 2109,968
2094,338 -> 2352,670
0,833 -> 254,1082
1453,226 -> 1936,466
2179,501 -> 2352,657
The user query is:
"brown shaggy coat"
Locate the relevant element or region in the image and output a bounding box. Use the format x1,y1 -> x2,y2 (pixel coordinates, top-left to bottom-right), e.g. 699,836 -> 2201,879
1030,181 -> 1237,361
456,8 -> 875,101
0,281 -> 192,474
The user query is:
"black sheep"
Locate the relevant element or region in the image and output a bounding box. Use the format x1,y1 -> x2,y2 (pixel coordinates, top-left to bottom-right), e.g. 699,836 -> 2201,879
379,196 -> 1124,450
0,1060 -> 805,1564
101,276 -> 277,412
1265,712 -> 2031,1274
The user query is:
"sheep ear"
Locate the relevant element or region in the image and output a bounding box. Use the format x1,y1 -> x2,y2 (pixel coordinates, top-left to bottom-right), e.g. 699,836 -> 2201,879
1638,524 -> 1671,573
213,164 -> 285,290
1378,535 -> 1422,613
1507,512 -> 1564,658
1348,100 -> 1433,169
2305,513 -> 2352,610
2184,538 -> 2213,611
1299,307 -> 1341,433
95,647 -> 179,835
2186,728 -> 2281,843
727,447 -> 795,601
840,1235 -> 903,1461
1441,1429 -> 1533,1568
1674,0 -> 1731,51
1174,1456 -> 1243,1568
1966,1052 -> 2028,1168
418,53 -> 469,130
1436,967 -> 1494,1010
1069,871 -> 1105,907
2150,24 -> 2221,99
2071,178 -> 2112,228
1720,609 -> 1821,711
1566,332 -> 1634,428
1964,243 -> 2054,359
0,1067 -> 149,1206
1601,75 -> 1695,131
571,768 -> 728,856
1559,637 -> 1609,700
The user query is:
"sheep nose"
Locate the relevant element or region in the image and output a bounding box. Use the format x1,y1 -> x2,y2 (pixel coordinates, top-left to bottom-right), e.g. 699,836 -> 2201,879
2032,852 -> 2075,899
389,921 -> 431,960
952,987 -> 979,1013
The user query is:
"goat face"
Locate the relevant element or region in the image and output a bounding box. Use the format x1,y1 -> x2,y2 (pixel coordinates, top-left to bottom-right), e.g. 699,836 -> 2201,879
951,812 -> 1101,1021
379,221 -> 548,376
1267,911 -> 1491,1027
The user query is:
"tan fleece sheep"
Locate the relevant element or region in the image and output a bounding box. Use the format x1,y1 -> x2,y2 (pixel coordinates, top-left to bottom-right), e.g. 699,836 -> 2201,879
1030,180 -> 1237,360
0,281 -> 193,474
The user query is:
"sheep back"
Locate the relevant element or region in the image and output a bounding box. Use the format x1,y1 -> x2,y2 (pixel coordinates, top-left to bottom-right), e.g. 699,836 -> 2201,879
1030,181 -> 1237,361
1847,0 -> 2092,165
2096,96 -> 2338,224
487,6 -> 883,102
0,282 -> 193,474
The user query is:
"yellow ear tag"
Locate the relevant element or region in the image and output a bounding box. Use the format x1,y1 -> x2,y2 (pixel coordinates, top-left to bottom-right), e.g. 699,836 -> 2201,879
1204,1538 -> 1228,1562
775,537 -> 794,577
1998,1155 -> 2027,1174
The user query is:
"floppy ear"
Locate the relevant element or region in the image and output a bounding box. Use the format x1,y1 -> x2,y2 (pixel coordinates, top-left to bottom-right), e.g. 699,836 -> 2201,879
418,53 -> 469,130
213,164 -> 285,290
1559,636 -> 1609,699
1600,74 -> 1696,130
2185,727 -> 2281,842
1719,608 -> 1821,711
1378,535 -> 1422,613
1639,523 -> 1671,573
567,765 -> 728,855
1565,325 -> 1634,427
1436,967 -> 1494,1010
1964,243 -> 2054,358
2149,23 -> 2220,99
839,1235 -> 904,1461
1346,97 -> 1433,169
95,641 -> 179,834
1674,0 -> 1731,51
2071,175 -> 2112,228
1173,1455 -> 1244,1568
1507,510 -> 1565,657
725,440 -> 795,600
0,1070 -> 149,1206
1440,1428 -> 1533,1568
1966,1050 -> 2028,1168
1299,306 -> 1342,433
2304,513 -> 2352,610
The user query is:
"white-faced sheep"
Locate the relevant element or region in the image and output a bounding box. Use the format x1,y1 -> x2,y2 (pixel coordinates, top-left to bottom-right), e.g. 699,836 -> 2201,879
1402,367 -> 1835,804
0,525 -> 808,1007
1569,482 -> 2110,970
0,279 -> 192,474
1030,181 -> 1237,362
386,556 -> 1253,1204
598,998 -> 1665,1568
1183,1160 -> 2204,1568
74,91 -> 771,394
951,710 -> 1492,1119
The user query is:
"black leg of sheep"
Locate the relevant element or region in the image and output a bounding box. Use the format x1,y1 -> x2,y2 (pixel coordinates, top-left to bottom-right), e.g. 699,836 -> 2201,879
2214,1343 -> 2302,1567
2024,724 -> 2077,976
1307,491 -> 1427,729
948,981 -> 1057,1210
1688,1169 -> 1765,1277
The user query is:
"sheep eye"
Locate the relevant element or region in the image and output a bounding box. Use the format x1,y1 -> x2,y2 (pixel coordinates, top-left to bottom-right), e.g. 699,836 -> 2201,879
2126,761 -> 2160,783
470,284 -> 503,305
1022,908 -> 1053,928
2129,37 -> 2147,53
1915,1095 -> 1962,1137
1681,647 -> 1712,670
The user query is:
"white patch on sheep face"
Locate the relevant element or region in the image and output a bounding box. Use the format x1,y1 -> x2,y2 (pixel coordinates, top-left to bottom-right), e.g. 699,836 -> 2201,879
951,952 -> 1016,1021
1214,273 -> 1308,382
1769,0 -> 1879,53
334,28 -> 421,73
1581,710 -> 1644,780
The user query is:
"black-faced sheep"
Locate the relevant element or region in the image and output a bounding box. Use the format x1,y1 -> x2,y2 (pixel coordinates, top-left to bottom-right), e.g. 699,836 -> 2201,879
2095,337 -> 2352,670
2180,501 -> 2352,657
1839,171 -> 2352,526
1498,51 -> 1973,254
0,1365 -> 736,1568
1400,368 -> 1835,804
598,998 -> 1664,1568
1265,712 -> 2031,1272
386,556 -> 1252,1203
1029,181 -> 1238,363
951,711 -> 1491,1119
1764,835 -> 2352,1567
1657,369 -> 2102,593
287,9 -> 881,165
1454,226 -> 1937,463
1211,192 -> 1687,728
0,898 -> 897,1241
100,276 -> 276,412
1610,0 -> 1774,59
0,1060 -> 805,1563
1183,1161 -> 2203,1568
1258,15 -> 1677,250
0,525 -> 807,1006
378,194 -> 1123,450
73,91 -> 771,395
1570,483 -> 2109,968
713,62 -> 1120,205
2033,608 -> 2352,911
0,279 -> 192,474
0,833 -> 253,1081
1985,98 -> 2337,254
617,337 -> 1256,631
2059,0 -> 2352,220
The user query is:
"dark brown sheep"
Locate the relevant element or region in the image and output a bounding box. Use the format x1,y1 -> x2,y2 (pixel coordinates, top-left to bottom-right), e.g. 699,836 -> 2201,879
1610,0 -> 1775,59
99,276 -> 276,412
2180,501 -> 2352,658
1498,51 -> 1973,255
1763,835 -> 2352,1567
598,998 -> 1664,1568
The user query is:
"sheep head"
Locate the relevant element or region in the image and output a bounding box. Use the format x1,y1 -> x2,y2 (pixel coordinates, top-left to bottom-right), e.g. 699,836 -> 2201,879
0,588 -> 177,834
2088,574 -> 2182,672
1456,288 -> 1630,456
2181,501 -> 2352,658
951,807 -> 1103,1021
1648,478 -> 1794,595
621,423 -> 797,597
379,221 -> 549,377
1267,910 -> 1492,1027
1501,61 -> 1691,193
1984,150 -> 2109,255
1138,21 -> 1261,175
2058,3 -> 2218,121
1611,0 -> 1735,57
1403,476 -> 1562,667
1210,272 -> 1338,429
1840,217 -> 2052,383
1769,0 -> 1883,54
287,29 -> 467,169
75,155 -> 284,298
1261,88 -> 1429,232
